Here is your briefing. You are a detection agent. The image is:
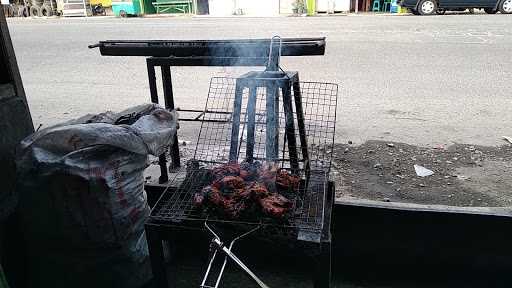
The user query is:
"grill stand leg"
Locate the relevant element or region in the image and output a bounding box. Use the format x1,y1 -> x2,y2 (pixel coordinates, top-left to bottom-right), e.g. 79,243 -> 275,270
147,60 -> 169,184
292,76 -> 310,173
313,240 -> 332,288
145,225 -> 170,288
161,65 -> 181,170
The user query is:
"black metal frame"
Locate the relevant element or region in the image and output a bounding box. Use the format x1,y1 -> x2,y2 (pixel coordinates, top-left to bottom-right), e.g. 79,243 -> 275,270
145,181 -> 335,288
90,38 -> 333,287
90,38 -> 327,183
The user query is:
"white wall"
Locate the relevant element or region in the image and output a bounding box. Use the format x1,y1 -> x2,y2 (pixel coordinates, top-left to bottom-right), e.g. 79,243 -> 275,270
280,0 -> 295,14
316,0 -> 350,12
209,0 -> 282,16
208,0 -> 235,16
236,0 -> 280,16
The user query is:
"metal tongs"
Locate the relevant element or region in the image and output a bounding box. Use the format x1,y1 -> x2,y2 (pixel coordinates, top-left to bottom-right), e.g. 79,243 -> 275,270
200,222 -> 269,288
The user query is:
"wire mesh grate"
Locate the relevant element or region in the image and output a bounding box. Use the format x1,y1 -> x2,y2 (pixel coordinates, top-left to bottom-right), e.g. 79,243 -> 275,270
150,76 -> 338,233
151,167 -> 328,231
193,77 -> 338,171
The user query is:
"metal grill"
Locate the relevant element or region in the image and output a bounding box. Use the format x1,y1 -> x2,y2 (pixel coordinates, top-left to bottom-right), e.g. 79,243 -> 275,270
150,76 -> 338,233
151,168 -> 327,231
193,77 -> 338,171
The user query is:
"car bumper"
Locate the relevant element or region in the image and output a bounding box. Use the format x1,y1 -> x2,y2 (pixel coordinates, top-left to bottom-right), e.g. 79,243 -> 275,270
398,0 -> 418,8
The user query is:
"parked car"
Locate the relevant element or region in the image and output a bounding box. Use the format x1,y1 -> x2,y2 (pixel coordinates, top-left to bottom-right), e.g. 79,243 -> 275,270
399,0 -> 511,15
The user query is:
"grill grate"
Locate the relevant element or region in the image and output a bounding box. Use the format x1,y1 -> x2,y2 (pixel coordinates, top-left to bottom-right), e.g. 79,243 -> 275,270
151,167 -> 327,231
150,76 -> 338,233
193,78 -> 338,171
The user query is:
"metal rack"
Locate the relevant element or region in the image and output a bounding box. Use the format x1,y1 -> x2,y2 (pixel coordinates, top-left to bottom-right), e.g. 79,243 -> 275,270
89,38 -> 327,183
149,73 -> 338,237
90,37 -> 337,288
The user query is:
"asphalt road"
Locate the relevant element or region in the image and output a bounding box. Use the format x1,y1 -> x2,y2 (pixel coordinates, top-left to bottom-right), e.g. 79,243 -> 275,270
6,14 -> 512,147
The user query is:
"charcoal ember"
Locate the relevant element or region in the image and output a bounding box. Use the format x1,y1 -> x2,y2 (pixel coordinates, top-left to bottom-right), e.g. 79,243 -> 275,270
211,163 -> 241,180
258,193 -> 293,218
240,161 -> 261,181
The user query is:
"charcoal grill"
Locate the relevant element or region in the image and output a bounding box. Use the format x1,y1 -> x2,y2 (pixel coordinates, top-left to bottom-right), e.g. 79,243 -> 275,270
90,37 -> 338,288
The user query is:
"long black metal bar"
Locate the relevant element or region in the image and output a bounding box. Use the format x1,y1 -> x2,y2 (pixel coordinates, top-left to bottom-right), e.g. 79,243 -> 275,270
265,82 -> 278,162
282,83 -> 299,173
229,82 -> 244,162
292,76 -> 310,173
146,60 -> 169,183
89,38 -> 326,58
245,87 -> 258,162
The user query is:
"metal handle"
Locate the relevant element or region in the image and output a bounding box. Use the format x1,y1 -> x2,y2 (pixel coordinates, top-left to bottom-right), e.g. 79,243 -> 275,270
201,222 -> 268,288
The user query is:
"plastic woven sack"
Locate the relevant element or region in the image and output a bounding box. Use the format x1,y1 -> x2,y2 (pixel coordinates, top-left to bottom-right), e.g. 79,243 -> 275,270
16,104 -> 178,288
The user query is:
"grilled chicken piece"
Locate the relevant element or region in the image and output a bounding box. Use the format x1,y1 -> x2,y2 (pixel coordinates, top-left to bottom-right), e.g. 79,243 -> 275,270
258,193 -> 293,218
258,164 -> 300,192
276,169 -> 300,191
211,162 -> 241,180
193,162 -> 296,220
212,175 -> 245,196
243,182 -> 270,200
194,185 -> 223,207
223,198 -> 248,219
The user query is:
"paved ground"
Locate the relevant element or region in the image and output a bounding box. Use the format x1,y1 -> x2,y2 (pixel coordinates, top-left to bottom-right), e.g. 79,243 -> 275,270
6,13 -> 512,148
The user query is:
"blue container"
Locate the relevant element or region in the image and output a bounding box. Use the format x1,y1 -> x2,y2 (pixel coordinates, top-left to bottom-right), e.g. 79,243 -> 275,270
112,0 -> 141,16
390,0 -> 399,12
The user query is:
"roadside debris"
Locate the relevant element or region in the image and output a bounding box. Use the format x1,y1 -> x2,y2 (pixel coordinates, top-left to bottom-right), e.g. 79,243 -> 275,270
333,140 -> 512,207
414,164 -> 434,177
503,136 -> 512,145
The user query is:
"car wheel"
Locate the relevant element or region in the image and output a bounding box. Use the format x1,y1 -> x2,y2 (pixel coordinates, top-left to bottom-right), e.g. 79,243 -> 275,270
436,8 -> 446,14
499,0 -> 512,13
40,4 -> 52,16
29,5 -> 41,17
484,7 -> 498,13
411,8 -> 421,14
418,0 -> 437,14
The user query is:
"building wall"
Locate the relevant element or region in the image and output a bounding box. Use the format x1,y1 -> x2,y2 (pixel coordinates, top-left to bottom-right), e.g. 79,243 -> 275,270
316,0 -> 350,12
236,0 -> 280,16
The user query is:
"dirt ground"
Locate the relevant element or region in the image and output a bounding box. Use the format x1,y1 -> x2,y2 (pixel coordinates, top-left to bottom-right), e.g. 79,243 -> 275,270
332,140 -> 512,207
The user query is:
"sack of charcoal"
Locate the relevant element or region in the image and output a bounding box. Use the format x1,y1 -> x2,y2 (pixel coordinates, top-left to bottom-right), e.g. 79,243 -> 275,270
16,104 -> 178,288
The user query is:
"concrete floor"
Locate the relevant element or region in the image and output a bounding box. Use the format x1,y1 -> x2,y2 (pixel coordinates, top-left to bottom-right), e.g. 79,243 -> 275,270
6,14 -> 512,147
